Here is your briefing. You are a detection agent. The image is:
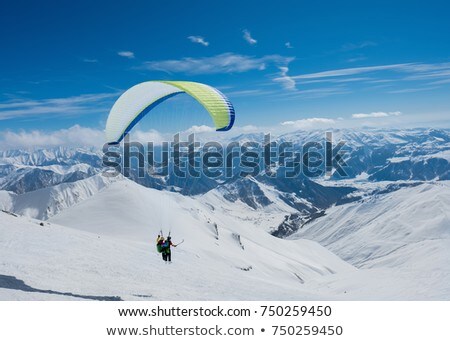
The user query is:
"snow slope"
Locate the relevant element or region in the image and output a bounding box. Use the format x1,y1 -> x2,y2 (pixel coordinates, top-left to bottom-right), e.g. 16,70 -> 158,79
0,178 -> 356,300
0,174 -> 116,220
2,178 -> 449,299
0,190 -> 13,211
291,181 -> 450,299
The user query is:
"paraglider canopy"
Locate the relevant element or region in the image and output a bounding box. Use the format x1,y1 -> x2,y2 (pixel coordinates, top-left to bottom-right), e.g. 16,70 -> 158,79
105,81 -> 235,144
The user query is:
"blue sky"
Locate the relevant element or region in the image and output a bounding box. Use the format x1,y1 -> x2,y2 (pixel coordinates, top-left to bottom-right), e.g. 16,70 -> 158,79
1,0 -> 450,145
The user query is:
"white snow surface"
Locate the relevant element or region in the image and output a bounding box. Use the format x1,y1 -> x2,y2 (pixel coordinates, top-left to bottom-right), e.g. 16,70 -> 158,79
1,177 -> 449,300
291,181 -> 450,299
0,174 -> 115,220
0,178 -> 355,300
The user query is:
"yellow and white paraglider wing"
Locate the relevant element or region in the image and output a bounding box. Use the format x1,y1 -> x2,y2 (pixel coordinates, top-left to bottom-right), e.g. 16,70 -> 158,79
105,81 -> 235,144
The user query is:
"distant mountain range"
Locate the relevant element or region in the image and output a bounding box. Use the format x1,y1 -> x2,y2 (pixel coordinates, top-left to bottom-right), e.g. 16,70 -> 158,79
1,128 -> 449,237
1,128 -> 449,300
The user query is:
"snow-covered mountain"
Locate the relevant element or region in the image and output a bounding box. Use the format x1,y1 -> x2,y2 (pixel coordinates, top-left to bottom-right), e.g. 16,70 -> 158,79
0,174 -> 116,220
291,181 -> 450,268
2,129 -> 449,195
1,128 -> 449,300
0,147 -> 101,194
277,128 -> 450,180
290,181 -> 450,299
1,128 -> 449,237
213,174 -> 355,237
0,147 -> 102,167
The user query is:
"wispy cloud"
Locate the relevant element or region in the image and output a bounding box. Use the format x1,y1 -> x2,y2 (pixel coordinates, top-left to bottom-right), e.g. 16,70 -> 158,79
243,29 -> 257,45
294,62 -> 450,80
117,51 -> 135,59
139,53 -> 293,74
82,58 -> 98,63
298,77 -> 372,85
284,87 -> 351,99
0,93 -> 117,120
365,79 -> 396,84
428,78 -> 450,85
292,63 -> 413,80
225,89 -> 274,97
271,61 -> 433,98
341,41 -> 377,51
387,87 -> 437,94
402,68 -> 450,81
285,42 -> 294,49
352,111 -> 402,119
274,66 -> 296,90
347,56 -> 367,63
289,62 -> 450,95
187,35 -> 209,46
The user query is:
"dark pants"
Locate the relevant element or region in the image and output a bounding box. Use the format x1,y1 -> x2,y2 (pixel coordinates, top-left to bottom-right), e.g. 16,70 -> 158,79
162,250 -> 171,262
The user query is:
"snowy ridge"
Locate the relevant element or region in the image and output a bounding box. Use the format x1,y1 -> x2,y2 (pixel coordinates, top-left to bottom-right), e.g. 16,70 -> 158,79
0,147 -> 102,194
0,147 -> 101,166
291,181 -> 450,279
1,174 -> 117,220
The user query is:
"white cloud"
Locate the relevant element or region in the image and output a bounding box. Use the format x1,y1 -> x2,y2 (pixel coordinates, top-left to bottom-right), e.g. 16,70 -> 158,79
428,78 -> 450,85
267,61 -> 450,98
405,70 -> 450,81
139,53 -> 293,74
277,87 -> 351,99
83,58 -> 98,63
281,118 -> 336,129
225,89 -> 272,97
285,42 -> 293,49
292,63 -> 413,80
241,125 -> 259,132
243,29 -> 257,45
0,125 -> 105,149
0,93 -> 118,120
274,66 -> 296,90
300,77 -> 371,85
347,56 -> 367,63
0,126 -> 175,149
0,125 -> 176,150
187,36 -> 209,46
184,125 -> 215,134
292,62 -> 450,81
117,51 -> 135,59
352,111 -> 402,119
131,129 -> 168,144
387,87 -> 437,94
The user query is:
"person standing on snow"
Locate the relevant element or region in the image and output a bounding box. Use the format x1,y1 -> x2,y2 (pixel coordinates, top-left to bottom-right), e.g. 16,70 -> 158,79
156,234 -> 165,261
161,236 -> 176,263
